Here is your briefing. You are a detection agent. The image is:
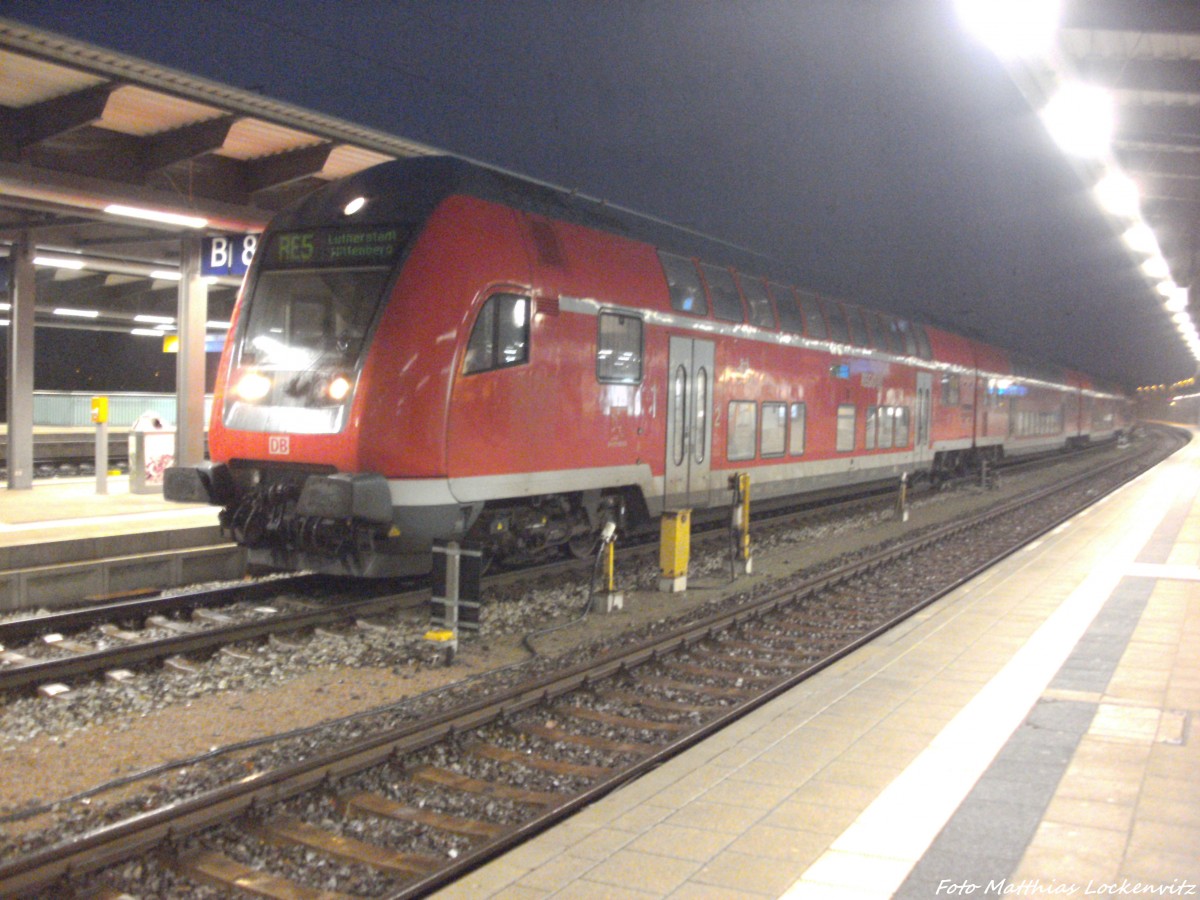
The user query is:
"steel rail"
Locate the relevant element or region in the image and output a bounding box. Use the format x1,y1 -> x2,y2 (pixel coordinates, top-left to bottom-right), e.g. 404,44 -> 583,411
0,586 -> 422,694
0,428 -> 1181,898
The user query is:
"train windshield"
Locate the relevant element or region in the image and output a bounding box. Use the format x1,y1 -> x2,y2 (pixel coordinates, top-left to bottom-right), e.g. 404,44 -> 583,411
224,225 -> 407,434
238,268 -> 389,369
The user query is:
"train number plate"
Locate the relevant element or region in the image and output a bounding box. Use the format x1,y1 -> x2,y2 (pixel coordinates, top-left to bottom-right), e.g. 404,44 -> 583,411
268,436 -> 290,455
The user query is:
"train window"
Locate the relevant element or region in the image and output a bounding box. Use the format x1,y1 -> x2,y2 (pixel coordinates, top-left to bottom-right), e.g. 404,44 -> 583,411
823,300 -> 850,344
741,276 -> 776,330
672,365 -> 687,466
761,402 -> 787,457
797,291 -> 828,339
695,367 -> 708,462
463,293 -> 530,375
789,402 -> 807,455
878,407 -> 895,449
941,373 -> 960,406
895,407 -> 910,446
913,325 -> 933,360
865,406 -> 878,450
770,283 -> 805,334
728,400 -> 757,461
844,305 -> 870,347
658,252 -> 707,316
836,405 -> 856,452
597,312 -> 643,384
895,319 -> 918,356
866,312 -> 889,352
701,264 -> 745,323
878,315 -> 904,355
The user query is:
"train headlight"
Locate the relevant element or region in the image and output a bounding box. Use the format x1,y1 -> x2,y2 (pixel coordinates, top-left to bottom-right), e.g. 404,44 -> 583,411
234,370 -> 272,402
327,374 -> 352,402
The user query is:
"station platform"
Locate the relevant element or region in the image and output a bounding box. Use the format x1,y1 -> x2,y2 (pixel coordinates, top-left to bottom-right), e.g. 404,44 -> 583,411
439,432 -> 1200,899
0,477 -> 235,610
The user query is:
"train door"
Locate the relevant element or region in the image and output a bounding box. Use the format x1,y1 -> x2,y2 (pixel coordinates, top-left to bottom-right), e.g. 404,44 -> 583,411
665,336 -> 715,509
913,371 -> 933,466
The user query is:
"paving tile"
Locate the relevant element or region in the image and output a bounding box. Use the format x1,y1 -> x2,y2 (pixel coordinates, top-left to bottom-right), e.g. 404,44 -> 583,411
516,855 -> 600,892
692,849 -> 811,896
1041,795 -> 1135,833
554,879 -> 661,900
700,775 -> 801,810
1128,819 -> 1200,859
759,797 -> 861,836
607,802 -> 676,835
583,848 -> 701,896
626,822 -> 737,862
724,823 -> 829,865
667,881 -> 772,900
663,799 -> 766,834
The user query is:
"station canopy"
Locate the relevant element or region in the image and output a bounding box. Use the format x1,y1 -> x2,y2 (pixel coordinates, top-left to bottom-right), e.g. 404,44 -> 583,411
0,18 -> 437,339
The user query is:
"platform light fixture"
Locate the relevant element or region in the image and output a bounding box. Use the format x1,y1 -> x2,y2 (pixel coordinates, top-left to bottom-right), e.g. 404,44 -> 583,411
343,196 -> 367,216
1165,287 -> 1189,314
149,269 -> 182,281
33,255 -> 86,270
134,314 -> 175,325
1094,171 -> 1140,219
1120,223 -> 1158,257
955,0 -> 1061,59
1141,256 -> 1170,280
53,308 -> 100,318
103,203 -> 208,229
1041,83 -> 1114,158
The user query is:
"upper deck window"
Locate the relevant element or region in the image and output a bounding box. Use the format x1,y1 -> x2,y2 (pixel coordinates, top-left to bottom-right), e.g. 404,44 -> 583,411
797,291 -> 828,339
658,252 -> 707,316
769,283 -> 805,335
701,263 -> 745,323
741,276 -> 777,329
823,300 -> 850,344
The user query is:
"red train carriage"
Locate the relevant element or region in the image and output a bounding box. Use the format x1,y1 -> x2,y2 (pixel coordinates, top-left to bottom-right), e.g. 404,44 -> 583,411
166,156 -> 1129,576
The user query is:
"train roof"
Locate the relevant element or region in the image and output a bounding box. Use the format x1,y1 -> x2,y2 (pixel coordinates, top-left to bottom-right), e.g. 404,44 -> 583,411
269,155 -> 799,284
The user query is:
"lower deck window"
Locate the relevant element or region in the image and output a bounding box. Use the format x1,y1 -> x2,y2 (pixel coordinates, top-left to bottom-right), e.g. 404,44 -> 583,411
728,401 -> 757,461
761,402 -> 786,457
789,403 -> 806,455
836,404 -> 856,452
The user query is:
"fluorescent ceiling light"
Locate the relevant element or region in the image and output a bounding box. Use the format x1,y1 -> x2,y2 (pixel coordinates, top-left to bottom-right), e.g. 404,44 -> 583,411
130,328 -> 163,336
104,204 -> 208,229
1042,83 -> 1113,158
1165,287 -> 1189,313
206,320 -> 232,329
955,0 -> 1061,58
1156,280 -> 1177,297
33,255 -> 85,270
53,307 -> 100,318
0,303 -> 10,311
134,314 -> 175,324
149,269 -> 182,281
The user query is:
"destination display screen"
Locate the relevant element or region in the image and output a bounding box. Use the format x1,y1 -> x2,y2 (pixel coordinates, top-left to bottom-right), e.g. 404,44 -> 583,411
261,226 -> 407,270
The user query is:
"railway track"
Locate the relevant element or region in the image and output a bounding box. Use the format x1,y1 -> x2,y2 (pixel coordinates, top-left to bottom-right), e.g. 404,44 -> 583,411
0,576 -> 420,695
0,426 -> 1181,898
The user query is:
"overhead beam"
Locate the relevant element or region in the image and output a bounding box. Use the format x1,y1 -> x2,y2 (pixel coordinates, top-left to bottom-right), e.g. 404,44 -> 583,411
1116,105 -> 1200,148
1062,0 -> 1200,34
1075,58 -> 1200,96
246,142 -> 334,194
1118,146 -> 1200,180
0,82 -> 115,160
140,115 -> 237,173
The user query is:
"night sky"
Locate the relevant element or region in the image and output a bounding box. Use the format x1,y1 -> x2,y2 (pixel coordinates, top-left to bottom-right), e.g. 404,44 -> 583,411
2,0 -> 1191,389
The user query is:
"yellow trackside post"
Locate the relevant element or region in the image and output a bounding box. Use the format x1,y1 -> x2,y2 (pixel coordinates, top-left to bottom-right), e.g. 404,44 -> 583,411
658,509 -> 691,592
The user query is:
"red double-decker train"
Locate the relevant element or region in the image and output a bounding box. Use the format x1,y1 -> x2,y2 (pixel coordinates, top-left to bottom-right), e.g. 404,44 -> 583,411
166,156 -> 1131,576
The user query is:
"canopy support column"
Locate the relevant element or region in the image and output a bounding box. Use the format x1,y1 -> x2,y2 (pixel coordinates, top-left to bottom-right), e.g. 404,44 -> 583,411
175,234 -> 208,468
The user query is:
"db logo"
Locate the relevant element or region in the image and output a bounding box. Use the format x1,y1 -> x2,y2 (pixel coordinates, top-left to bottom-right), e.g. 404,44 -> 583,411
268,436 -> 290,455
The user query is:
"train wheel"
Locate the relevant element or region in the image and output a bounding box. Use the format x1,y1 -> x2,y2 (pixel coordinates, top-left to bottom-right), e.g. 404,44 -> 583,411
566,531 -> 598,559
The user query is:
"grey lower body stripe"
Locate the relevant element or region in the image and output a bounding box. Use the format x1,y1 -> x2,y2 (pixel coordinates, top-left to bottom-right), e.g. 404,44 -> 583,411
894,577 -> 1154,898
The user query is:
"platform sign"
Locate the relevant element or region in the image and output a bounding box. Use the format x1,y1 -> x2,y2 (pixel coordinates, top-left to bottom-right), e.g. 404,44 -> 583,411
202,234 -> 258,277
